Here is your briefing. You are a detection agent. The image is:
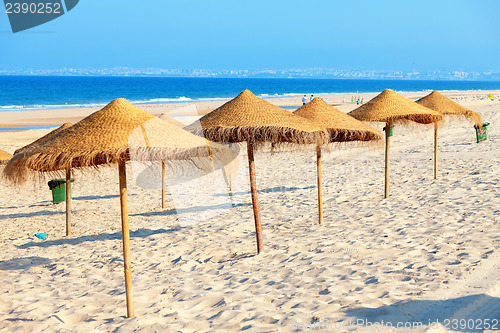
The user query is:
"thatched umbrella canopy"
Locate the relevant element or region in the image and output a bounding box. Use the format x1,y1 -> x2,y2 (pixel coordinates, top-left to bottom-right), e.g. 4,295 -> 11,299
295,98 -> 383,142
14,122 -> 72,155
416,90 -> 483,179
187,89 -> 328,145
416,90 -> 482,124
3,98 -> 237,318
348,89 -> 443,125
294,98 -> 383,224
0,149 -> 13,166
348,89 -> 443,198
186,89 -> 328,253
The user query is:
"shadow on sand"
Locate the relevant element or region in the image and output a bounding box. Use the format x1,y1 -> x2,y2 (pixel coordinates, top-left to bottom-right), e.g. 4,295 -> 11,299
73,194 -> 120,201
0,210 -> 63,219
343,294 -> 500,331
216,185 -> 315,197
0,256 -> 51,270
17,227 -> 182,249
130,202 -> 251,217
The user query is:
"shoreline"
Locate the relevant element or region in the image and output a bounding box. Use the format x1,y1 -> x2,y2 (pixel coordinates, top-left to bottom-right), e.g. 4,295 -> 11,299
0,88 -> 498,331
1,89 -> 498,129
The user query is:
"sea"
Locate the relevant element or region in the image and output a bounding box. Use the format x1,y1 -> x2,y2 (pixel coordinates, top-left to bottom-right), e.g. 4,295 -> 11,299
1,76 -> 500,112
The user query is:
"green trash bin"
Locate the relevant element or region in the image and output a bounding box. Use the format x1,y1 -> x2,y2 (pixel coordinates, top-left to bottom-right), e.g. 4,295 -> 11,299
48,179 -> 74,204
383,125 -> 394,137
474,122 -> 490,143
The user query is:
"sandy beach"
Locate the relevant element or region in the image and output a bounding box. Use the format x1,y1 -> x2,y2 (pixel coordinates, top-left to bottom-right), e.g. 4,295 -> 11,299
0,91 -> 499,332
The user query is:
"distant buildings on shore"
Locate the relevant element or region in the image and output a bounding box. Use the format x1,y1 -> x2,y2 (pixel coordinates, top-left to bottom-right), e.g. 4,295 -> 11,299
0,67 -> 499,81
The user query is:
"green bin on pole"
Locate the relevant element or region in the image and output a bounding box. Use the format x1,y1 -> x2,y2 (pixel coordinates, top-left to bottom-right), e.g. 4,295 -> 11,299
474,122 -> 490,143
383,125 -> 394,137
48,179 -> 74,204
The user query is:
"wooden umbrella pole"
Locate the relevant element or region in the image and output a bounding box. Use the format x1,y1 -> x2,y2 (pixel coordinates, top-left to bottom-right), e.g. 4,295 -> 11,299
118,160 -> 134,318
161,160 -> 165,208
65,169 -> 71,236
207,141 -> 216,172
247,139 -> 263,254
316,145 -> 323,225
384,121 -> 391,199
434,122 -> 438,180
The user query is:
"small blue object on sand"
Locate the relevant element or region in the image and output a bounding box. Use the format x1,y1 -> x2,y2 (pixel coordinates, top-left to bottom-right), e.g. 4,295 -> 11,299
35,233 -> 48,240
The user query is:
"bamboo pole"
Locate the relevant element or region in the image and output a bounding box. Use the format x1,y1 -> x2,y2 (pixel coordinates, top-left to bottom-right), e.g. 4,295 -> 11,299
434,122 -> 438,180
118,160 -> 134,318
221,164 -> 234,204
65,169 -> 71,236
207,141 -> 216,172
246,139 -> 263,254
221,166 -> 232,192
161,160 -> 165,208
316,146 -> 323,225
384,121 -> 391,199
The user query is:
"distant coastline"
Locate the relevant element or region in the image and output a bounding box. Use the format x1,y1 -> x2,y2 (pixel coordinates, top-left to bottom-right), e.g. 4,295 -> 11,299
1,67 -> 500,81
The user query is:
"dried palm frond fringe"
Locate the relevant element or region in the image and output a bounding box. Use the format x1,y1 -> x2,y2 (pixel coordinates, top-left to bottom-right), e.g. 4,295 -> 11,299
326,128 -> 382,142
5,145 -> 238,184
189,125 -> 328,149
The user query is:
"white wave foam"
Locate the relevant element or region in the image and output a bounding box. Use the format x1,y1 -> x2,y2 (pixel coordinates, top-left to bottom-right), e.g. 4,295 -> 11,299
195,97 -> 231,101
133,96 -> 193,104
0,97 -> 194,111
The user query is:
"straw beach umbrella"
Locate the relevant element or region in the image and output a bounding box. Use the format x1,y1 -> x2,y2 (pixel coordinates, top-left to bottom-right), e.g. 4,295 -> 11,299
3,98 -> 237,318
0,149 -> 13,165
348,89 -> 443,198
186,89 -> 328,253
416,90 -> 483,179
294,98 -> 383,224
14,122 -> 74,236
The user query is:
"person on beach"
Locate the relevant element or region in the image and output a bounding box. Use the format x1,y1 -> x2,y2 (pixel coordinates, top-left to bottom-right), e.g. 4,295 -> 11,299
310,95 -> 314,102
302,95 -> 307,105
356,98 -> 360,105
351,96 -> 354,103
343,97 -> 345,103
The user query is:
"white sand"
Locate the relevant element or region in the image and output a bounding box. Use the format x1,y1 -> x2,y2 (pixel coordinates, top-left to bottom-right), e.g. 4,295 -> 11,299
0,92 -> 498,332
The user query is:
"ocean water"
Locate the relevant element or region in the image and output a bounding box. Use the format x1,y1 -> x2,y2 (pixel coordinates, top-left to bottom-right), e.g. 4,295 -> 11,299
1,76 -> 499,112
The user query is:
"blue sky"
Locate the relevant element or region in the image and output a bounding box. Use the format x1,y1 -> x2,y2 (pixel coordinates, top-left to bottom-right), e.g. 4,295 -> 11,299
1,0 -> 499,72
